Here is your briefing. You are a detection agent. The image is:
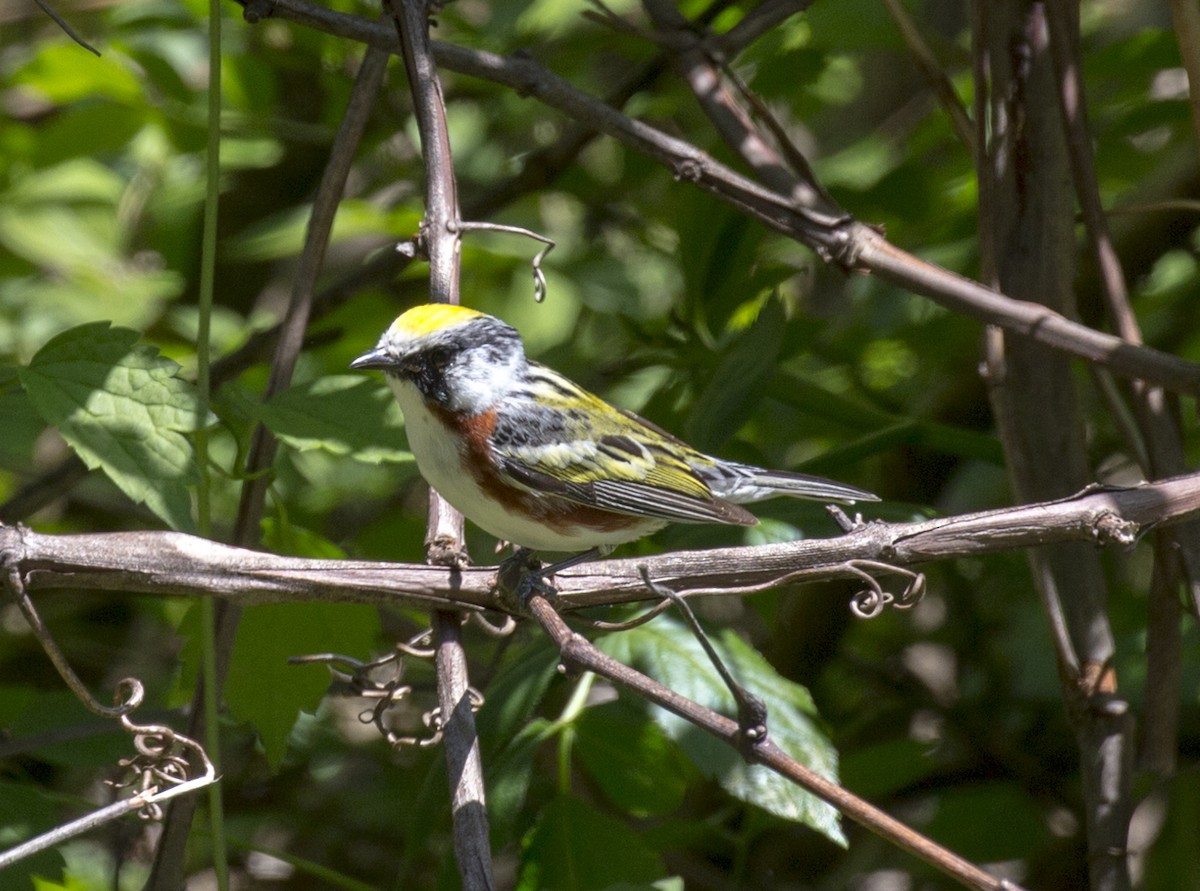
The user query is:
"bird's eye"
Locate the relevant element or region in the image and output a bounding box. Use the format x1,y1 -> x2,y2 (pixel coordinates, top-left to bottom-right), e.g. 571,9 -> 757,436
426,347 -> 452,368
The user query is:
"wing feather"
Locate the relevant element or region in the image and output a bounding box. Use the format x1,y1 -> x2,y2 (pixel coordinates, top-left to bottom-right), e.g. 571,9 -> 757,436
499,458 -> 756,526
490,368 -> 757,526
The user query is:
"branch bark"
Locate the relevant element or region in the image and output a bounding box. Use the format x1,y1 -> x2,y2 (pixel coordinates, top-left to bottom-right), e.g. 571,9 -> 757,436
384,0 -> 491,885
978,6 -> 1130,889
7,472 -> 1200,612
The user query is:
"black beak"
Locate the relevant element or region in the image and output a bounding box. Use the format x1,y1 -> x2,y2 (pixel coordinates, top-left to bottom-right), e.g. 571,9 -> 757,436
350,347 -> 395,371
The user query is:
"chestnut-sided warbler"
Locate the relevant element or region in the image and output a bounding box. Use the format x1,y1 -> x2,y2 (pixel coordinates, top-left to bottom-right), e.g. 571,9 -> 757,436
351,304 -> 878,554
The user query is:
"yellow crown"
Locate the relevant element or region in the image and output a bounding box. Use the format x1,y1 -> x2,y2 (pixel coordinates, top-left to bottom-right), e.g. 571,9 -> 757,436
388,304 -> 485,339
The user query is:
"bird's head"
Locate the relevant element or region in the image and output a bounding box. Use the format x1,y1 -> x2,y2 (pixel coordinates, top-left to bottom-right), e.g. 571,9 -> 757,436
351,304 -> 527,413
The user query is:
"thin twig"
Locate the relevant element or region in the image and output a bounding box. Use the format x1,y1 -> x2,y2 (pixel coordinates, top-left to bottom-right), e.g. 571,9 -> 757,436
32,0 -> 100,56
454,221 -> 555,302
641,0 -> 834,209
881,0 -> 975,159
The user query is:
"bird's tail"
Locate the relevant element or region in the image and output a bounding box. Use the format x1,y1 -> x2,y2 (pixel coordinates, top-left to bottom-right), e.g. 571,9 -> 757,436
701,461 -> 879,505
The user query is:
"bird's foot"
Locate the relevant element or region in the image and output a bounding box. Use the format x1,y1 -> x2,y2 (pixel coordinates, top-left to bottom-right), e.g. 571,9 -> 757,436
495,547 -> 603,613
495,547 -> 549,612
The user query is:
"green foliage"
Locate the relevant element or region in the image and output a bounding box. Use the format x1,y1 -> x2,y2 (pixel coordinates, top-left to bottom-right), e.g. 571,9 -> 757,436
515,795 -> 668,891
19,322 -> 205,531
573,700 -> 690,817
601,617 -> 845,845
0,1 -> 1196,889
258,376 -> 412,464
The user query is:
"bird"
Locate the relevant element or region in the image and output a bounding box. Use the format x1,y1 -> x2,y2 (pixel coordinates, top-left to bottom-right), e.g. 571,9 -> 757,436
351,304 -> 878,556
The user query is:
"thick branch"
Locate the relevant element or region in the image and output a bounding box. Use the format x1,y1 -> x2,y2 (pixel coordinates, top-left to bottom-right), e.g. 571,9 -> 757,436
6,473 -> 1200,611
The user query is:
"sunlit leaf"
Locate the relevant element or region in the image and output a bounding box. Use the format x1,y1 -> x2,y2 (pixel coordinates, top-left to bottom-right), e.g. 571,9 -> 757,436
19,322 -> 206,531
600,618 -> 845,845
258,375 -> 413,464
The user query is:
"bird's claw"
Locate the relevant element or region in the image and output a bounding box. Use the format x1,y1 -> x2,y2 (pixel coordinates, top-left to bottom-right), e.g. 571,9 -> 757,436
515,569 -> 558,606
495,547 -> 557,613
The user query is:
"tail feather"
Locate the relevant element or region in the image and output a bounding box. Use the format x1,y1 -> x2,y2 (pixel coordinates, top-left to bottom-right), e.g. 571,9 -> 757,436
699,461 -> 879,505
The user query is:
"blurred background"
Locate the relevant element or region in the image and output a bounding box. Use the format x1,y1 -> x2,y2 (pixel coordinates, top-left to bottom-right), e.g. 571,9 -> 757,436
0,0 -> 1197,888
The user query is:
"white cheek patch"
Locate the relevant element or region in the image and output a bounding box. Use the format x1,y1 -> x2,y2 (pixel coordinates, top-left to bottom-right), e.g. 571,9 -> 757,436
445,352 -> 525,414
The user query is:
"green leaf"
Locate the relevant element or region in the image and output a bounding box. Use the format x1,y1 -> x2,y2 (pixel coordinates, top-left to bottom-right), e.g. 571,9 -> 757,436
227,201 -> 421,262
18,322 -> 205,531
225,599 -> 382,769
0,779 -> 66,889
924,783 -> 1046,861
516,796 -> 666,891
13,43 -> 144,105
224,521 -> 382,768
600,618 -> 845,845
574,700 -> 689,817
32,876 -> 88,891
486,718 -> 554,844
478,638 -> 561,748
259,376 -> 413,464
0,385 -> 47,469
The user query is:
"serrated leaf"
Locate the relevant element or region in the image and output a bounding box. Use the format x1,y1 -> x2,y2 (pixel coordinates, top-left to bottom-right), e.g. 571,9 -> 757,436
259,376 -> 412,464
18,322 -> 206,531
599,618 -> 845,845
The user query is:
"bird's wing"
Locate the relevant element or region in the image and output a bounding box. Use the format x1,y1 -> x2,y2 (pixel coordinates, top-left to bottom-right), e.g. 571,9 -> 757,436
489,365 -> 757,527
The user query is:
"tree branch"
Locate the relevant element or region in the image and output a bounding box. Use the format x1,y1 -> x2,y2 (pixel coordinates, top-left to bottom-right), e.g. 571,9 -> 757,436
234,0 -> 1200,396
384,0 -> 491,885
978,6 -> 1130,888
7,473 -> 1200,612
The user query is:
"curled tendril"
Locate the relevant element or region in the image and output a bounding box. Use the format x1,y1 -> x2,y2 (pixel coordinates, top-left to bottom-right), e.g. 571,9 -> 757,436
4,568 -> 144,719
451,221 -> 555,303
108,712 -> 215,821
846,561 -> 926,619
385,687 -> 487,749
469,611 -> 518,637
292,632 -> 485,749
